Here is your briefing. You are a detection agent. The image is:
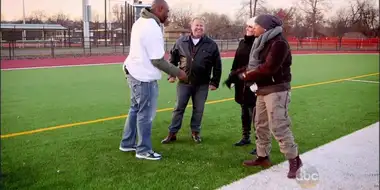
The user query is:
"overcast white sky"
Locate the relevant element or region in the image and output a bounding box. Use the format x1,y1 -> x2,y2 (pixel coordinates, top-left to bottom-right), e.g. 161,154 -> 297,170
2,0 -> 377,21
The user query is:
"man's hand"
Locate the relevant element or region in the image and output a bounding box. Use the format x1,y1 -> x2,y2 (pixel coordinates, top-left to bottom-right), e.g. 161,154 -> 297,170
168,77 -> 176,83
238,72 -> 246,80
177,70 -> 188,81
209,85 -> 217,91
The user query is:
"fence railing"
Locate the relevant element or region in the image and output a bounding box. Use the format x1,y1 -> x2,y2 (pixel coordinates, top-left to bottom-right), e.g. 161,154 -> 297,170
1,37 -> 379,60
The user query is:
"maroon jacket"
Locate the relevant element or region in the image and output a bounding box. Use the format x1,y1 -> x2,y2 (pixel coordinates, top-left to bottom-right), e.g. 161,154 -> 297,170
241,34 -> 292,95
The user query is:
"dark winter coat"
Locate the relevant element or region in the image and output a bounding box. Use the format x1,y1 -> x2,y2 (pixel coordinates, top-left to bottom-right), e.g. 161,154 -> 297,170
231,35 -> 257,106
241,34 -> 292,96
169,35 -> 222,88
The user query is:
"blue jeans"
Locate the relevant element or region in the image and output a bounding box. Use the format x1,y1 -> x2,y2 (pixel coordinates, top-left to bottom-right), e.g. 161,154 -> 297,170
168,83 -> 209,133
120,74 -> 158,154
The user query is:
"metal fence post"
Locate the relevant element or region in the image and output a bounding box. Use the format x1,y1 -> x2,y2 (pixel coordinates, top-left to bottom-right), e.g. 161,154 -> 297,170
8,41 -> 12,60
68,29 -> 72,47
317,39 -> 319,51
50,38 -> 55,58
64,30 -> 67,47
12,41 -> 15,59
89,38 -> 92,56
122,3 -> 125,54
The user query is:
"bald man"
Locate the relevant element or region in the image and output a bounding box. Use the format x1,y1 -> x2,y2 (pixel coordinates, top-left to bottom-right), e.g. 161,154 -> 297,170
161,17 -> 222,144
119,0 -> 187,161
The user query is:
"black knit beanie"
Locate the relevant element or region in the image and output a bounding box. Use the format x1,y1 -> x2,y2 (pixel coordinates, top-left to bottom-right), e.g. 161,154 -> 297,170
254,14 -> 283,30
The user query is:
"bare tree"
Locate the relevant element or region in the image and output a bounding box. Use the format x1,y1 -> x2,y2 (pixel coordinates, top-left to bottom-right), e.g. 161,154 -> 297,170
46,12 -> 71,27
348,0 -> 379,37
329,8 -> 351,38
249,0 -> 259,17
274,8 -> 296,36
297,0 -> 331,37
25,10 -> 48,24
199,12 -> 234,39
112,4 -> 123,23
236,0 -> 265,20
92,11 -> 101,23
168,6 -> 194,29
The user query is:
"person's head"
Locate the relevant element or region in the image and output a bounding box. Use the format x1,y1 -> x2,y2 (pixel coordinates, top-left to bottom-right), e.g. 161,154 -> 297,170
245,17 -> 256,36
190,17 -> 205,38
247,14 -> 283,37
151,0 -> 170,23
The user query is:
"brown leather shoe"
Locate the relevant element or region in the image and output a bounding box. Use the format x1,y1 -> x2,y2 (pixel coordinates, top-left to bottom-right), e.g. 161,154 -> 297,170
287,156 -> 303,178
161,132 -> 177,144
243,156 -> 272,168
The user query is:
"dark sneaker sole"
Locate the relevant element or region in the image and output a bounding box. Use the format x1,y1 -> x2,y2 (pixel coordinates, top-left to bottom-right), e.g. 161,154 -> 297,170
135,154 -> 161,160
192,137 -> 201,143
234,142 -> 251,146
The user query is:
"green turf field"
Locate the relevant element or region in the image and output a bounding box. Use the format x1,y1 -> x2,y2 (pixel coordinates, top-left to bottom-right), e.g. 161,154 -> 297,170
1,54 -> 379,190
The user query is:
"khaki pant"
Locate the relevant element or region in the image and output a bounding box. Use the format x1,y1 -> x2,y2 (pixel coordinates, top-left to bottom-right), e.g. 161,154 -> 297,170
255,90 -> 298,159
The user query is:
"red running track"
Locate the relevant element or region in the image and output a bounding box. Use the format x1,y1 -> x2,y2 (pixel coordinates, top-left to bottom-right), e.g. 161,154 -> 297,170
1,50 -> 378,70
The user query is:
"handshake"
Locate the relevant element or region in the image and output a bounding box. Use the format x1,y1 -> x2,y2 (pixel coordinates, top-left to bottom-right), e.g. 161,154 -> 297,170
224,67 -> 246,89
224,68 -> 258,92
168,70 -> 187,83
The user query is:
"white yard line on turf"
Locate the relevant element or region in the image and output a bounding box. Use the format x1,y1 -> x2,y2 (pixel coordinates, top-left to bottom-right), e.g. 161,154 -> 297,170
218,122 -> 380,190
1,53 -> 378,71
0,62 -> 123,71
345,79 -> 379,84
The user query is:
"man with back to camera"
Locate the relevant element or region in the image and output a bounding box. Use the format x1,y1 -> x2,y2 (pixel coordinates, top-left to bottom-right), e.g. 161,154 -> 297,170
119,0 -> 188,161
161,17 -> 222,144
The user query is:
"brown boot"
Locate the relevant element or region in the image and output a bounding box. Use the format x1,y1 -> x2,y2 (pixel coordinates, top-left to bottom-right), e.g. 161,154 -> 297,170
161,132 -> 177,144
287,156 -> 303,179
243,156 -> 272,168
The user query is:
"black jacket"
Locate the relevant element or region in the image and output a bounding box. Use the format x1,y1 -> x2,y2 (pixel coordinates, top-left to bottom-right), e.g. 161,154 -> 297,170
231,35 -> 257,106
169,35 -> 222,88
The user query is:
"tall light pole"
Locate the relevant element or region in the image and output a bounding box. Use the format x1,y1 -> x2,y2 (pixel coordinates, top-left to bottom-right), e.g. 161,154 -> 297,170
83,0 -> 91,49
104,0 -> 107,46
109,0 -> 112,31
22,0 -> 26,42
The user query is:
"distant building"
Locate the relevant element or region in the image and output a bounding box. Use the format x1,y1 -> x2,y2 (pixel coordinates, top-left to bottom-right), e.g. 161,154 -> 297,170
164,24 -> 190,40
1,23 -> 67,41
342,32 -> 367,39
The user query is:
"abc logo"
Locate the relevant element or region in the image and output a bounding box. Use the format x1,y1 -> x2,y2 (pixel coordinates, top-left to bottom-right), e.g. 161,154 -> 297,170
295,165 -> 319,188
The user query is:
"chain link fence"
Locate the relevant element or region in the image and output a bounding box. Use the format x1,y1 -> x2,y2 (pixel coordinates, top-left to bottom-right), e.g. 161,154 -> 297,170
1,37 -> 379,60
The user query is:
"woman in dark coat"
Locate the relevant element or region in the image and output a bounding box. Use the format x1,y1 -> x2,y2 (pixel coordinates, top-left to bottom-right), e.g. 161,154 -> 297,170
225,19 -> 257,152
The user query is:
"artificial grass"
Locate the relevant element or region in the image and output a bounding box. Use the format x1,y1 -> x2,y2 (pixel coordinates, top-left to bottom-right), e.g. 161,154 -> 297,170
1,54 -> 379,190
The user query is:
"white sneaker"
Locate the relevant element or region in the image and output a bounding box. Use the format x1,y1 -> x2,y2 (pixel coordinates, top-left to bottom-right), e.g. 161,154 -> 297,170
119,146 -> 136,152
136,151 -> 162,160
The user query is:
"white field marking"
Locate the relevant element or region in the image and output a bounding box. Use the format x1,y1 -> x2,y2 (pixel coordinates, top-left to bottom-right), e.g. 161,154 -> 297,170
218,122 -> 380,190
0,62 -> 123,71
1,53 -> 378,71
345,79 -> 379,84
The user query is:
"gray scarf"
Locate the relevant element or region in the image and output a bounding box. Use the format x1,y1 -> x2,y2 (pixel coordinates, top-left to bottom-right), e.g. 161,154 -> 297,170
247,26 -> 283,70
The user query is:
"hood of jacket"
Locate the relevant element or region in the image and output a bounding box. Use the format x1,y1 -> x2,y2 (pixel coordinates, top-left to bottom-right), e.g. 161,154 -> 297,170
140,8 -> 161,25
